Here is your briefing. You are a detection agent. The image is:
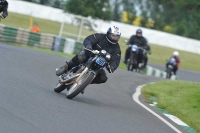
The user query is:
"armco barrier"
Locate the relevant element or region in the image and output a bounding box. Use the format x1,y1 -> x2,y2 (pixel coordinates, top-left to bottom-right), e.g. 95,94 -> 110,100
146,65 -> 177,80
52,36 -> 61,51
63,38 -> 75,54
73,41 -> 83,54
0,24 -> 5,41
58,38 -> 66,52
0,24 -> 56,50
2,26 -> 18,43
16,28 -> 30,45
28,32 -> 41,47
52,36 -> 66,52
40,33 -> 54,49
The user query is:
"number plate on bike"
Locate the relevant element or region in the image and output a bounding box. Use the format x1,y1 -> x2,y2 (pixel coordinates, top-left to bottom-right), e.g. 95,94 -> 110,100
131,45 -> 138,51
96,57 -> 106,66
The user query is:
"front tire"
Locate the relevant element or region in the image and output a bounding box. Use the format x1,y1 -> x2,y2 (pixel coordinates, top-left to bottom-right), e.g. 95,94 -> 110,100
166,68 -> 172,79
66,71 -> 95,99
127,63 -> 132,71
54,82 -> 66,93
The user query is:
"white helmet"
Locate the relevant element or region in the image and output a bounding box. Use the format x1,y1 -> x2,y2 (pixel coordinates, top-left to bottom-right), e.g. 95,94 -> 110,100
106,26 -> 121,44
173,51 -> 179,56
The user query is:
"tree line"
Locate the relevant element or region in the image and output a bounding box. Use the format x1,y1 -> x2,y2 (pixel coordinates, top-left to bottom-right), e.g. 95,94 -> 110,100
22,0 -> 200,40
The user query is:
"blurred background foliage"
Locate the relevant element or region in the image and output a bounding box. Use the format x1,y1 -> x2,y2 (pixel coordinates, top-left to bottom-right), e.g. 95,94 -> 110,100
22,0 -> 200,40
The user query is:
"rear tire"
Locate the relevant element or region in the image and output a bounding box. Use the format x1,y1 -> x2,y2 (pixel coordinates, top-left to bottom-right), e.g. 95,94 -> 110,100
66,72 -> 95,99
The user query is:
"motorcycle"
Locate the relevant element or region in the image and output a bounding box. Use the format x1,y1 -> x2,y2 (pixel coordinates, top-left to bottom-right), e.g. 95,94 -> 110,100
127,45 -> 146,73
54,49 -> 112,99
166,58 -> 176,79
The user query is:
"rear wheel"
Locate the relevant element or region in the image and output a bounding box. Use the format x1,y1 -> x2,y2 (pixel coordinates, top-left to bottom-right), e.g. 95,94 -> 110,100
66,71 -> 95,99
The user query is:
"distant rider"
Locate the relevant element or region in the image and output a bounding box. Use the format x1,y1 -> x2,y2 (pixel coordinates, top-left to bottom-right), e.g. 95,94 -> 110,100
0,0 -> 8,19
56,26 -> 122,84
124,29 -> 151,69
166,51 -> 181,75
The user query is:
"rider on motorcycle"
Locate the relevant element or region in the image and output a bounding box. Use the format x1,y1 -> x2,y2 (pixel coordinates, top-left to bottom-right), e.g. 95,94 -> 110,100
166,51 -> 181,75
0,0 -> 8,19
124,29 -> 151,69
56,26 -> 121,84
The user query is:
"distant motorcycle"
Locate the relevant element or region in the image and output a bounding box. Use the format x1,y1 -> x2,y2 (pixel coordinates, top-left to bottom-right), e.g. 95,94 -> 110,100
54,49 -> 112,99
127,45 -> 146,73
166,58 -> 176,79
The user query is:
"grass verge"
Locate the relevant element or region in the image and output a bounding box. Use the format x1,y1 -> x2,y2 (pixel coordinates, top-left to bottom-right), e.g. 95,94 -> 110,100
142,80 -> 200,132
1,12 -> 200,72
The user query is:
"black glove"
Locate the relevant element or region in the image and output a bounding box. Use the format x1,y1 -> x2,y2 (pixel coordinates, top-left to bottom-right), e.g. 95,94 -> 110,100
85,44 -> 92,51
106,65 -> 114,73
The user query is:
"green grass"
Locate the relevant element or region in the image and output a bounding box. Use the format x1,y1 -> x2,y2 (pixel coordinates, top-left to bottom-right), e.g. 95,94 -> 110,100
142,80 -> 200,132
1,12 -> 200,72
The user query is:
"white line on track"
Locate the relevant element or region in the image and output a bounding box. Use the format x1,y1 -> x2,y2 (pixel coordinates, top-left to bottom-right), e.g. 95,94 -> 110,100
132,85 -> 182,133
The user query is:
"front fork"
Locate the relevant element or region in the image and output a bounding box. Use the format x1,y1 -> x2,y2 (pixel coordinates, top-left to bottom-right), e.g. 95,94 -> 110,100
75,67 -> 89,83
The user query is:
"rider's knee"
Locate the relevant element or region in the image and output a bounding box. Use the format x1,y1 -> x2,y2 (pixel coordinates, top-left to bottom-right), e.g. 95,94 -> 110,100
100,75 -> 108,83
78,50 -> 88,63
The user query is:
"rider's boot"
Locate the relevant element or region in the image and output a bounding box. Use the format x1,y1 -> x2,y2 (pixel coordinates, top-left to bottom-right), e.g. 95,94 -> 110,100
123,54 -> 128,64
56,55 -> 80,76
56,62 -> 69,76
124,47 -> 131,64
67,58 -> 80,71
123,56 -> 128,64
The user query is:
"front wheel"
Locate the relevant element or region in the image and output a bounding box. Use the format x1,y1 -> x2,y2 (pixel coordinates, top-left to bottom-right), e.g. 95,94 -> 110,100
127,63 -> 133,71
54,82 -> 66,93
66,71 -> 95,99
166,68 -> 172,79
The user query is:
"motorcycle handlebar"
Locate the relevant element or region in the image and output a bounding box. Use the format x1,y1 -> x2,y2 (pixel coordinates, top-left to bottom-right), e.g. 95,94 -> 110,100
84,48 -> 100,54
85,48 -> 112,73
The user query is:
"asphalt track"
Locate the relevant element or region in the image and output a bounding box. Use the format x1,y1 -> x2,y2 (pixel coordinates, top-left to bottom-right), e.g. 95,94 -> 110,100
1,44 -> 197,133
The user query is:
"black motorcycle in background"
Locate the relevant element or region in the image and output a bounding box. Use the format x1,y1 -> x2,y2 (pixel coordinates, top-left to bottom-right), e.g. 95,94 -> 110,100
54,49 -> 112,99
166,58 -> 176,79
127,45 -> 146,73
